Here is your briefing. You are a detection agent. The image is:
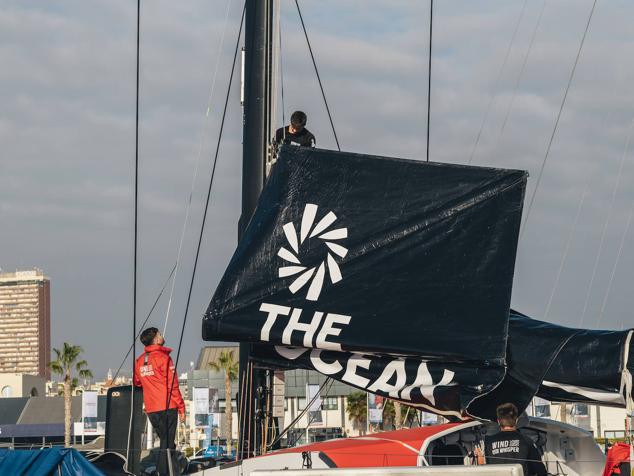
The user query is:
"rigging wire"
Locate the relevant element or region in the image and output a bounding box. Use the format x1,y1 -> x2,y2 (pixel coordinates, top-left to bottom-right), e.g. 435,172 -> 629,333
127,0 -> 141,468
163,0 -> 234,336
543,185 -> 588,320
112,263 -> 176,382
579,116 -> 634,326
597,200 -> 634,328
467,0 -> 528,165
165,0 -> 246,417
426,0 -> 433,162
497,0 -> 547,142
268,376 -> 333,449
521,0 -> 598,236
294,0 -> 340,151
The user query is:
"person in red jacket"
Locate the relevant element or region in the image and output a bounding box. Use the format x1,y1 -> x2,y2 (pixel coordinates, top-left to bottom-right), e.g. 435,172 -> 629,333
134,327 -> 185,475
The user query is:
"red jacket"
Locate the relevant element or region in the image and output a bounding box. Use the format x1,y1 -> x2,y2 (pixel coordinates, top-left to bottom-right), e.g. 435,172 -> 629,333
133,345 -> 185,415
603,442 -> 633,476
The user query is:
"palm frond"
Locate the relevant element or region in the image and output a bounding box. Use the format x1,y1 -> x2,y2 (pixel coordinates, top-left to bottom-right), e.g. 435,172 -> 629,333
79,369 -> 93,379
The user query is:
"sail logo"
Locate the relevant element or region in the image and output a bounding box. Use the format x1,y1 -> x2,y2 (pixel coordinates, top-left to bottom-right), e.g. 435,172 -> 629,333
277,203 -> 348,301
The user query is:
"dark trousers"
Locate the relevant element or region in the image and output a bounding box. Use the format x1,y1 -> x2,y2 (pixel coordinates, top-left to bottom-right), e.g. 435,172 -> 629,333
147,409 -> 178,475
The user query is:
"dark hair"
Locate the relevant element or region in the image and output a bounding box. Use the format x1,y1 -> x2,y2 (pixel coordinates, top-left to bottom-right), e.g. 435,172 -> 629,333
140,327 -> 159,347
496,403 -> 519,428
290,110 -> 307,129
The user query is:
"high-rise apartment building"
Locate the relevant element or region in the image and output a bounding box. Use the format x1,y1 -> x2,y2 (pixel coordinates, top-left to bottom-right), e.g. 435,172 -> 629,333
0,270 -> 51,379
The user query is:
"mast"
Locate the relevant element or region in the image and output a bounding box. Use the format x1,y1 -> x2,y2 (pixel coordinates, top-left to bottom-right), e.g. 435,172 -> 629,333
238,0 -> 274,458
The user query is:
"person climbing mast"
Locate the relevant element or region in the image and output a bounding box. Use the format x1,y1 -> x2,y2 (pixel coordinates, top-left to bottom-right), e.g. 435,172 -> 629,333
274,110 -> 316,148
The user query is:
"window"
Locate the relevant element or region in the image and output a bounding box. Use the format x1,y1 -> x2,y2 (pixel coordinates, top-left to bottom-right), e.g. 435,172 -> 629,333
573,404 -> 589,417
298,397 -> 306,410
532,397 -> 551,418
322,397 -> 338,411
219,399 -> 236,411
534,403 -> 550,418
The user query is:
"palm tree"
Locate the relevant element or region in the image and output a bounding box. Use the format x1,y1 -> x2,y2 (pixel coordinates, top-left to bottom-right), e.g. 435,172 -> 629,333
208,350 -> 238,453
50,342 -> 92,447
56,378 -> 80,396
383,400 -> 413,430
345,391 -> 367,435
393,401 -> 403,430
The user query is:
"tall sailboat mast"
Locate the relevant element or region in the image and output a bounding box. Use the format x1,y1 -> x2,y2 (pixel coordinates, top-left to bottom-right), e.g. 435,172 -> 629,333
239,0 -> 274,458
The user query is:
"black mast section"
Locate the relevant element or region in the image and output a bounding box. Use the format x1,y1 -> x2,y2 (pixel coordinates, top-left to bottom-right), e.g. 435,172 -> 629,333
238,0 -> 273,458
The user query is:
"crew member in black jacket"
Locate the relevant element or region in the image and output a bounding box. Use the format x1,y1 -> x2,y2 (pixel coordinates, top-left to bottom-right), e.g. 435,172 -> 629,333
484,403 -> 547,476
274,110 -> 316,148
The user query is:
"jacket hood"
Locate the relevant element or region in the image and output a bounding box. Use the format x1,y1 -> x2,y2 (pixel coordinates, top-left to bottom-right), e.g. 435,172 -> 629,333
143,345 -> 173,354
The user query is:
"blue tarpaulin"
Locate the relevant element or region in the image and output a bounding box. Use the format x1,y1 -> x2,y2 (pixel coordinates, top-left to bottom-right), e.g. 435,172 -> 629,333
0,448 -> 105,476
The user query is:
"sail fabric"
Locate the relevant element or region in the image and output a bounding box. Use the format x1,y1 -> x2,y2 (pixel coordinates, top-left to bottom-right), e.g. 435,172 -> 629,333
468,311 -> 581,421
249,313 -> 634,420
202,145 -> 634,420
538,328 -> 634,407
250,344 -> 501,419
204,146 -> 527,359
204,146 -> 527,418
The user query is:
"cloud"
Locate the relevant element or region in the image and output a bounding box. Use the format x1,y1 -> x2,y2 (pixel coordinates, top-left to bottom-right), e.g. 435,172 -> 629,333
3,0 -> 634,377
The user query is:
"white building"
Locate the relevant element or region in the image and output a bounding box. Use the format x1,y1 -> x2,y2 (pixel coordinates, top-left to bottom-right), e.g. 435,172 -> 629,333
0,373 -> 45,398
529,398 -> 632,439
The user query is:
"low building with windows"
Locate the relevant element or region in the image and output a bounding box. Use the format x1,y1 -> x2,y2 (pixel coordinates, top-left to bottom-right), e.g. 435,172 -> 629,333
528,397 -> 632,439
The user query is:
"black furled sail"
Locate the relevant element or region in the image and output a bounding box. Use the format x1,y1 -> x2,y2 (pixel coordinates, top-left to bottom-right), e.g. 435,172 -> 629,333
203,146 -> 527,418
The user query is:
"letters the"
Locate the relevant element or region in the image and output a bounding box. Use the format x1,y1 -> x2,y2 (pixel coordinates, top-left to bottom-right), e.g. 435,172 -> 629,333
259,303 -> 291,341
315,313 -> 351,351
282,309 -> 323,347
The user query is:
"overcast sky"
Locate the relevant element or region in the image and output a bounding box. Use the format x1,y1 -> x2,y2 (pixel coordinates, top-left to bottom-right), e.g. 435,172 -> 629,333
2,0 -> 634,379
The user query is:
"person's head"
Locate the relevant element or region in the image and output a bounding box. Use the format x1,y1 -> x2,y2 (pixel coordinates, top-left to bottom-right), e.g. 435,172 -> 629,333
139,327 -> 164,347
496,403 -> 519,430
290,110 -> 307,133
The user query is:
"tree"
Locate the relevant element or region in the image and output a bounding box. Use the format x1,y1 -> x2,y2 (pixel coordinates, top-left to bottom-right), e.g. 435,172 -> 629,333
383,400 -> 414,430
345,391 -> 367,435
208,350 -> 238,453
56,378 -> 80,396
50,343 -> 92,447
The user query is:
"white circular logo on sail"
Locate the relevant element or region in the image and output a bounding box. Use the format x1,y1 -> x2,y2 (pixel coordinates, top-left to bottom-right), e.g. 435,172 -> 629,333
278,203 -> 348,301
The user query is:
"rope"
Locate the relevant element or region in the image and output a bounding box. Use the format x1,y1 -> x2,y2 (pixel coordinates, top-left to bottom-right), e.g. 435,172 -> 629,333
165,0 -> 246,427
236,366 -> 247,460
597,200 -> 634,328
579,116 -> 634,326
497,0 -> 547,142
467,0 -> 528,165
543,184 -> 588,320
521,0 -> 598,236
163,0 -> 234,337
294,0 -> 340,151
112,263 -> 176,382
426,0 -> 433,162
126,0 -> 141,467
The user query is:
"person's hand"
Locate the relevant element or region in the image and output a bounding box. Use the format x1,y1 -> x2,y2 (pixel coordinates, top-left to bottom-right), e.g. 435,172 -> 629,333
179,412 -> 186,423
474,446 -> 485,465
